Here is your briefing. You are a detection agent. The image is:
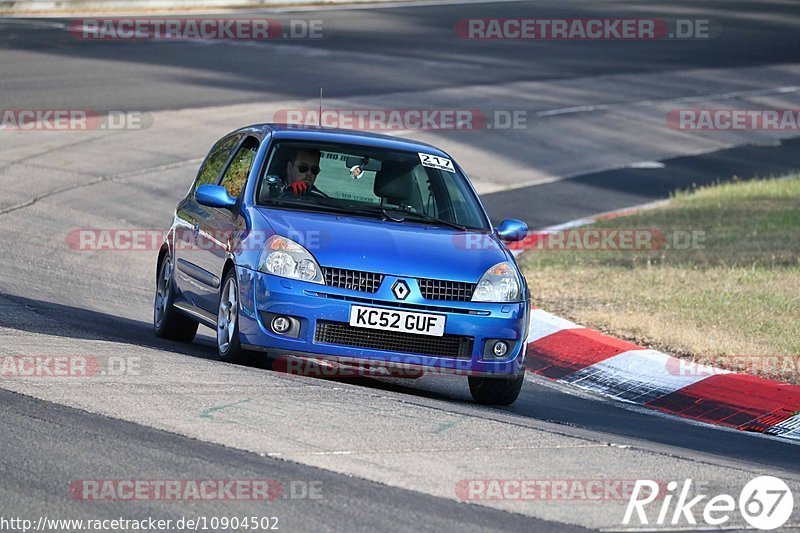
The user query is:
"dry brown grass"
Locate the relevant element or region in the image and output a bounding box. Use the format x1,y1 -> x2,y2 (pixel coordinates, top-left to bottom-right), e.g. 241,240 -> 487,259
519,176 -> 800,382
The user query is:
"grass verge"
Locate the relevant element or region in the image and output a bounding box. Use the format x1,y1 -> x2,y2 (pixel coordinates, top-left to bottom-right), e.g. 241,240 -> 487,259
519,176 -> 800,382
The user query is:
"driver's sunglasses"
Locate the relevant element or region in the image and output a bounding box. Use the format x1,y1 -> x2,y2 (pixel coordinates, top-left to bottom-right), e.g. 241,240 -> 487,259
293,162 -> 321,175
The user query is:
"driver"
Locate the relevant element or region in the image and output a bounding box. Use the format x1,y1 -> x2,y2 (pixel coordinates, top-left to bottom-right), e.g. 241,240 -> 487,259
285,148 -> 322,196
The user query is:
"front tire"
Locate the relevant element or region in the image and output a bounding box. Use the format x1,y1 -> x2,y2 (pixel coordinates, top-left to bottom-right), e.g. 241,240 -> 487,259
154,255 -> 198,342
468,369 -> 525,406
216,269 -> 251,364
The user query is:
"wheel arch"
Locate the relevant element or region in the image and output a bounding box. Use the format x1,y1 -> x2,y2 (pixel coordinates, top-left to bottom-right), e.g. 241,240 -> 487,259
156,227 -> 175,278
222,257 -> 237,281
157,244 -> 169,278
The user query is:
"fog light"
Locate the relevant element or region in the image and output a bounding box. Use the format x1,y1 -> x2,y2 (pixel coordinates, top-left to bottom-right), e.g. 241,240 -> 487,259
271,315 -> 291,334
492,341 -> 509,358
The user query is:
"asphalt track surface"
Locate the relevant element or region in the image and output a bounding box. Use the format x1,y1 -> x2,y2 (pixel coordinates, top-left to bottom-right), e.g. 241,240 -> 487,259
1,1 -> 800,531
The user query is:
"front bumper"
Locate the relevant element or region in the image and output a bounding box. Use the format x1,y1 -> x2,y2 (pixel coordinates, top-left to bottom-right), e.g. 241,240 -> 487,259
236,267 -> 528,377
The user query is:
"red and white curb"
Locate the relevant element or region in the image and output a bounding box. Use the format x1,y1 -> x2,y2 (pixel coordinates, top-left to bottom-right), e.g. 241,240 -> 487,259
525,308 -> 800,441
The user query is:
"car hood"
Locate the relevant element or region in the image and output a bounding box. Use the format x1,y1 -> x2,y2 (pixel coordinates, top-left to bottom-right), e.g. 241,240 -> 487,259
255,207 -> 510,282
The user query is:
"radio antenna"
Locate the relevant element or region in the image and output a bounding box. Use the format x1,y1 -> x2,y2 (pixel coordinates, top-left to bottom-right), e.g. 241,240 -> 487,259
318,88 -> 323,127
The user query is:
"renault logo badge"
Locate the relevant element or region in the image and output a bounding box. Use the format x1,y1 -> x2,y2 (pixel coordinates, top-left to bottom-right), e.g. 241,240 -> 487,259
391,280 -> 410,300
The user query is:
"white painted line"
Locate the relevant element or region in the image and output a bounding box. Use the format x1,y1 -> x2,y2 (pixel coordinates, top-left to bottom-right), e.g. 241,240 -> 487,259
627,161 -> 665,169
263,0 -> 536,12
4,0 -> 535,17
59,29 -> 481,71
544,200 -> 669,233
526,308 -> 583,344
535,85 -> 800,118
563,349 -> 717,404
512,199 -> 671,256
0,19 -> 67,29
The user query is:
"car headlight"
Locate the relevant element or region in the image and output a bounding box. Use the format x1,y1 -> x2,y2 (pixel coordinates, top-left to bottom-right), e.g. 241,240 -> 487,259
471,261 -> 522,302
258,235 -> 324,284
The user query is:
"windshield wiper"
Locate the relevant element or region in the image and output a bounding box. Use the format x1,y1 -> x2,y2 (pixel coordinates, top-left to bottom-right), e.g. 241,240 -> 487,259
264,199 -> 402,222
344,204 -> 468,230
340,204 -> 406,222
265,199 -> 368,215
395,211 -> 467,231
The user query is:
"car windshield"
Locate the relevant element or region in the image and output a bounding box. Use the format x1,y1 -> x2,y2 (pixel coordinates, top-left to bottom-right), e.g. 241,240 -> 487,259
256,141 -> 490,231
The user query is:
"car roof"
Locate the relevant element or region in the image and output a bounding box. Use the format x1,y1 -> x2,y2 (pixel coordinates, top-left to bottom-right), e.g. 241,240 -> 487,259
239,123 -> 452,158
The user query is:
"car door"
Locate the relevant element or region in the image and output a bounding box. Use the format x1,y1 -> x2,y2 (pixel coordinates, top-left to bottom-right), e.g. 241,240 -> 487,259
174,132 -> 243,311
192,135 -> 260,313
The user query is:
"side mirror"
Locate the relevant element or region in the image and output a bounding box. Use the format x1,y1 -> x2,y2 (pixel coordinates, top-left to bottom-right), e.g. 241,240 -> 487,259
495,219 -> 528,242
196,184 -> 236,209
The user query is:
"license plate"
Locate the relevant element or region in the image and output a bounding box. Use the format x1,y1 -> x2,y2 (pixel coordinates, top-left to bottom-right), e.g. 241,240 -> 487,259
349,306 -> 446,337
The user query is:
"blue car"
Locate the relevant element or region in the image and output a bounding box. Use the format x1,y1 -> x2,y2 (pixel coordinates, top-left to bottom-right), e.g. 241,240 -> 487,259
154,124 -> 530,405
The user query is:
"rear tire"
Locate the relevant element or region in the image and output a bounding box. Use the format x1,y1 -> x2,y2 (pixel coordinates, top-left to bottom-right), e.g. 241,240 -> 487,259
468,369 -> 525,406
154,255 -> 198,342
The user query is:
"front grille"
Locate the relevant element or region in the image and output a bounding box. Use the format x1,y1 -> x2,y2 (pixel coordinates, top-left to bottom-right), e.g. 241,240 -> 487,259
323,267 -> 383,293
418,279 -> 476,302
315,320 -> 473,358
308,291 -> 490,315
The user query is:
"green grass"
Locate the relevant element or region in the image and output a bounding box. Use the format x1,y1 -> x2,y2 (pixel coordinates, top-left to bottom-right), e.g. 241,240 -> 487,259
519,176 -> 800,381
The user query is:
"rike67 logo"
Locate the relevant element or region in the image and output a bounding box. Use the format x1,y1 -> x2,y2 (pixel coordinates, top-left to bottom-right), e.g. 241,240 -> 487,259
623,477 -> 794,530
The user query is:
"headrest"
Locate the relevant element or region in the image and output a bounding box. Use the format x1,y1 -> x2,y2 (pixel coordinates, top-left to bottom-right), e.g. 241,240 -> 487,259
374,160 -> 415,200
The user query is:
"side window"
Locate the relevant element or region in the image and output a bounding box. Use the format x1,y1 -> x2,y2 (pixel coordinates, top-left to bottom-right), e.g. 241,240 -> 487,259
194,133 -> 243,190
220,136 -> 259,199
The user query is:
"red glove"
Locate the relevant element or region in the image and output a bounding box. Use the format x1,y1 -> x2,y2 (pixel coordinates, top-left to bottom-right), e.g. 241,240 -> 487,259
290,181 -> 308,195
